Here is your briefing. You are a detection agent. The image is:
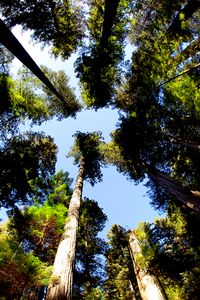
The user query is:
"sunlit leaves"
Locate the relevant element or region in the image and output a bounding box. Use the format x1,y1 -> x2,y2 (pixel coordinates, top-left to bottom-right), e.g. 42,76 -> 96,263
68,131 -> 105,185
0,0 -> 85,59
0,132 -> 57,208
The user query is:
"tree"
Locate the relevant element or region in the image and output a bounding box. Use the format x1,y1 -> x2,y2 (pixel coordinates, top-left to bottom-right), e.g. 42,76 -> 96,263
75,0 -> 132,108
0,131 -> 57,209
102,121 -> 200,215
46,132 -> 105,300
73,198 -> 107,299
0,221 -> 52,299
104,224 -> 140,300
128,231 -> 165,300
1,171 -> 107,299
134,206 -> 200,299
0,18 -> 66,102
0,0 -> 85,59
15,66 -> 81,122
0,169 -> 70,300
0,64 -> 81,143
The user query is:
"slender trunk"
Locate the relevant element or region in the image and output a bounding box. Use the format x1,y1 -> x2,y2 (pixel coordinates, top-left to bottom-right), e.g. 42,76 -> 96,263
46,159 -> 85,300
128,279 -> 137,300
148,171 -> 200,214
0,19 -> 64,103
158,61 -> 200,88
128,232 -> 165,300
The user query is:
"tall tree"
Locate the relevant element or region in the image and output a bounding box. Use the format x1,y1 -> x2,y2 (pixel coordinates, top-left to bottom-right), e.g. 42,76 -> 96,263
134,206 -> 200,299
104,224 -> 140,300
0,0 -> 85,59
0,18 -> 66,103
46,132 -> 105,300
73,198 -> 107,299
1,172 -> 107,299
75,0 -> 132,108
0,131 -> 57,209
128,231 -> 165,300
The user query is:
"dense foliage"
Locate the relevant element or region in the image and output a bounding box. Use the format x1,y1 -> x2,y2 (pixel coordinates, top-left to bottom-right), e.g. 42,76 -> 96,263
0,0 -> 200,298
0,0 -> 85,59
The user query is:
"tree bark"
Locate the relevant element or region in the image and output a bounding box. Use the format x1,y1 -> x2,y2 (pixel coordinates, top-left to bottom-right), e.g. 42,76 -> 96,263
128,232 -> 165,300
0,18 -> 64,104
148,171 -> 200,214
46,159 -> 85,300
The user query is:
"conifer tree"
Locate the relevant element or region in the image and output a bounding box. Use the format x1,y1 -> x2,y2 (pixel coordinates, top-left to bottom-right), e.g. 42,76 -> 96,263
46,132 -> 105,300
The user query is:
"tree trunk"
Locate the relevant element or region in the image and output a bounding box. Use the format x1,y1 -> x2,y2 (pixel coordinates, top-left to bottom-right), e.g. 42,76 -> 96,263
148,171 -> 200,214
0,18 -> 64,104
128,232 -> 165,300
46,159 -> 85,300
167,0 -> 200,37
173,36 -> 200,67
172,138 -> 200,151
100,0 -> 120,48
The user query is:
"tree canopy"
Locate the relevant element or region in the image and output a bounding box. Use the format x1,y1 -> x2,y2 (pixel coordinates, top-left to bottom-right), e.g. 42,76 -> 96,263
0,0 -> 85,59
0,0 -> 200,298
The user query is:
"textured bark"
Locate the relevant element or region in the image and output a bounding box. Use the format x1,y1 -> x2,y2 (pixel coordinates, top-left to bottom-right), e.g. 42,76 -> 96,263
46,159 -> 85,300
149,171 -> 200,214
0,18 -> 64,103
128,232 -> 165,300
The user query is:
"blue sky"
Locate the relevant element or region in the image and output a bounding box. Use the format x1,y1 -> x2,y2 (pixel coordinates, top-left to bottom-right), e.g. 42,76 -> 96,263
2,26 -> 162,237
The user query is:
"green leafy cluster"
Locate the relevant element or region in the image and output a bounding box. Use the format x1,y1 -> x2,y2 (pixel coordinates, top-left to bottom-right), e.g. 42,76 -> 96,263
0,0 -> 85,59
75,0 -> 132,108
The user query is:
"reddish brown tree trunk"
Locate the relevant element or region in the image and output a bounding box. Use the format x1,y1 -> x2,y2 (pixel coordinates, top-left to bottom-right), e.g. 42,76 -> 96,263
46,159 -> 85,300
149,171 -> 200,214
128,232 -> 165,300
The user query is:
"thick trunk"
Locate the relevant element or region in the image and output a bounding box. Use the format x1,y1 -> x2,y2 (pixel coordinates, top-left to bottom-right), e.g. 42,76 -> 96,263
46,160 -> 85,300
100,0 -> 120,48
149,171 -> 200,214
128,232 -> 165,300
167,0 -> 200,37
173,36 -> 200,67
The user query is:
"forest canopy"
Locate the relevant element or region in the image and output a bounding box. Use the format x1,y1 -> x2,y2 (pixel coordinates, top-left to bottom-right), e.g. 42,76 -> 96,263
0,0 -> 200,299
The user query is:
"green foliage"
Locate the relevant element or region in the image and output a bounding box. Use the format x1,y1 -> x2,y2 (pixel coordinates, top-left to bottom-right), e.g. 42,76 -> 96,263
73,198 -> 107,298
0,132 -> 57,209
75,0 -> 132,108
135,204 -> 200,299
84,287 -> 105,300
0,222 -> 52,299
0,0 -> 85,59
68,131 -> 105,186
0,65 -> 81,143
14,66 -> 81,123
104,225 -> 140,300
